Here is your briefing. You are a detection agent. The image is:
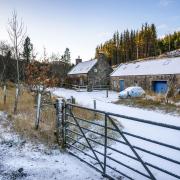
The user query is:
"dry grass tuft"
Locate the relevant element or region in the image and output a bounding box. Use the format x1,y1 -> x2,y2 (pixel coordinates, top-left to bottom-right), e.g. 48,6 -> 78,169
0,83 -> 57,146
12,107 -> 56,146
115,96 -> 180,115
72,106 -> 102,121
174,94 -> 180,102
0,85 -> 15,112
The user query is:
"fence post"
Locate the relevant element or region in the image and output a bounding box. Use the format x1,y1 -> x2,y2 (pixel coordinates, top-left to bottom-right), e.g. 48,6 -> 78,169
103,113 -> 108,176
3,84 -> 7,105
71,96 -> 75,104
93,100 -> 97,119
14,84 -> 19,114
93,99 -> 96,109
106,89 -> 108,98
55,98 -> 66,148
35,90 -> 42,129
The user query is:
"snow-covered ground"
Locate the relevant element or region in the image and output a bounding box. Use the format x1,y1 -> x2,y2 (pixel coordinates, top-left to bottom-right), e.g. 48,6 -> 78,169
51,88 -> 180,125
50,88 -> 180,180
0,112 -> 106,180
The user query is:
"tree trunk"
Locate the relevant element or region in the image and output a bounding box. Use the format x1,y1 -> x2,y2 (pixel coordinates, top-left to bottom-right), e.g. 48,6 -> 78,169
14,84 -> 19,114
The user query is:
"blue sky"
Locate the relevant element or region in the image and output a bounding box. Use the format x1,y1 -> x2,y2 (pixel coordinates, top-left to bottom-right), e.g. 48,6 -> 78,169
0,0 -> 180,62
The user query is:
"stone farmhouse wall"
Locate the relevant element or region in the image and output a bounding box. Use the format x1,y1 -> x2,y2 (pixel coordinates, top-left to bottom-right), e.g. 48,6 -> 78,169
87,57 -> 112,86
68,56 -> 112,86
111,74 -> 180,92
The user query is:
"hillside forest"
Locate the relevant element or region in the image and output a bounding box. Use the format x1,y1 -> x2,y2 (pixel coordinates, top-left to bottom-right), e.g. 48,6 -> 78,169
95,23 -> 180,66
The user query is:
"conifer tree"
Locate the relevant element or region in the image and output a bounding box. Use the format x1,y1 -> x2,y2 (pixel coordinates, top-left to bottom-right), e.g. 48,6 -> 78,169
23,36 -> 33,64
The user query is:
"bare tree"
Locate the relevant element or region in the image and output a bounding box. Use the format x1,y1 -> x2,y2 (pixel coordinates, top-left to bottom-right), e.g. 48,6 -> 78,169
0,41 -> 11,104
32,48 -> 38,62
7,10 -> 26,113
0,41 -> 11,56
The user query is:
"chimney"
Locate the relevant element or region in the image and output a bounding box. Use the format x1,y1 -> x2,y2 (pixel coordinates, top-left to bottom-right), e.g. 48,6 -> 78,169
98,51 -> 105,60
76,56 -> 82,65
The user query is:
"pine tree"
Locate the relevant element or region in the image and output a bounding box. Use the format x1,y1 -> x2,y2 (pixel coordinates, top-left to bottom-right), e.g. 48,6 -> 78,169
63,48 -> 71,64
23,36 -> 33,64
95,23 -> 180,66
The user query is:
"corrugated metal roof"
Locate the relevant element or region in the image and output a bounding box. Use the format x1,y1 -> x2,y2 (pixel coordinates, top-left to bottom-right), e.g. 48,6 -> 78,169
68,59 -> 97,75
110,57 -> 180,76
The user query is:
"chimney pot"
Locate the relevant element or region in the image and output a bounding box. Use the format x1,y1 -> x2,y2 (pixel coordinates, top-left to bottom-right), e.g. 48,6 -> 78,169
76,56 -> 82,65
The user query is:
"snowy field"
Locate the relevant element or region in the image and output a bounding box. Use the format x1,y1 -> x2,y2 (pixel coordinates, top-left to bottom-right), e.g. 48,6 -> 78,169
51,88 -> 180,125
50,88 -> 180,180
0,112 -> 106,180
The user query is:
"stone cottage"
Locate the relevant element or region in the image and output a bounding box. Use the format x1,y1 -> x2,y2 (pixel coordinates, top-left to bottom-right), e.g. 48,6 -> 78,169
68,54 -> 112,88
110,57 -> 180,93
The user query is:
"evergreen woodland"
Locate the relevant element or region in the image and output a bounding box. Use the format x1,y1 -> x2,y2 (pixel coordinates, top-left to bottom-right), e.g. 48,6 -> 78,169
96,23 -> 180,66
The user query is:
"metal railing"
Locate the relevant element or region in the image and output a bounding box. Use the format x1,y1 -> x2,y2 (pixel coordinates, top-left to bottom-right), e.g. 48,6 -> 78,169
71,84 -> 110,91
72,84 -> 88,91
55,98 -> 180,180
92,85 -> 110,90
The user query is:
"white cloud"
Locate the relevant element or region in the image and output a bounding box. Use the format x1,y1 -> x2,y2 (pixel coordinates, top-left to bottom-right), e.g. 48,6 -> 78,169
157,24 -> 168,29
159,0 -> 174,7
176,27 -> 180,31
97,32 -> 111,38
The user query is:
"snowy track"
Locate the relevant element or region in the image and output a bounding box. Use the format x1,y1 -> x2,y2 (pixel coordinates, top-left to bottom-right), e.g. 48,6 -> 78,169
0,112 -> 106,180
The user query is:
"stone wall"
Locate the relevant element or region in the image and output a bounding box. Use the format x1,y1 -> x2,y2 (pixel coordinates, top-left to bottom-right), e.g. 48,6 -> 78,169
68,55 -> 113,86
110,74 -> 180,92
87,55 -> 113,85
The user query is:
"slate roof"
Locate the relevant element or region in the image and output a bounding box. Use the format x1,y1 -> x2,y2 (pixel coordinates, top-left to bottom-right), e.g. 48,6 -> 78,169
111,57 -> 180,77
68,59 -> 97,75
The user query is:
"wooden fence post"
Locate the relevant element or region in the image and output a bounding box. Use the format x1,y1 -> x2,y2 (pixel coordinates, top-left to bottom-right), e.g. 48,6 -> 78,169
71,96 -> 75,104
94,99 -> 97,119
35,90 -> 42,129
106,89 -> 109,98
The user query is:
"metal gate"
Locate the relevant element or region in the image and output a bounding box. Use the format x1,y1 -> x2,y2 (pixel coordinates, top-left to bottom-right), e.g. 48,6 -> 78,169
55,98 -> 180,180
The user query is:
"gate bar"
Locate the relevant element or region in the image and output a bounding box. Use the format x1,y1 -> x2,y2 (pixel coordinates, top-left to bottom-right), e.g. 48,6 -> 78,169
68,108 -> 104,171
67,103 -> 180,130
66,125 -> 180,165
107,115 -> 156,180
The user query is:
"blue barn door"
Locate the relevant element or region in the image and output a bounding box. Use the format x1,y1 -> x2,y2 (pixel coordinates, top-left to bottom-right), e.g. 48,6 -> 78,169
153,81 -> 168,94
119,80 -> 125,92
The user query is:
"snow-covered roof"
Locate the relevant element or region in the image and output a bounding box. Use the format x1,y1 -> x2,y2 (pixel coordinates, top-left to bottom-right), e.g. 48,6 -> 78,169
68,59 -> 97,75
111,57 -> 180,77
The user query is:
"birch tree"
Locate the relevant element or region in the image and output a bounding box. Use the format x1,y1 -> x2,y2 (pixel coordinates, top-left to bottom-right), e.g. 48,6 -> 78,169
7,10 -> 26,113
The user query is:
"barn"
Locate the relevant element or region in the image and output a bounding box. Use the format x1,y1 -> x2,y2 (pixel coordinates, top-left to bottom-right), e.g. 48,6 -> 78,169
110,57 -> 180,94
67,54 -> 112,89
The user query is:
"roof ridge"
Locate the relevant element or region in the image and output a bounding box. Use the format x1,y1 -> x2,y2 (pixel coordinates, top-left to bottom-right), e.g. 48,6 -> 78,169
68,59 -> 97,75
